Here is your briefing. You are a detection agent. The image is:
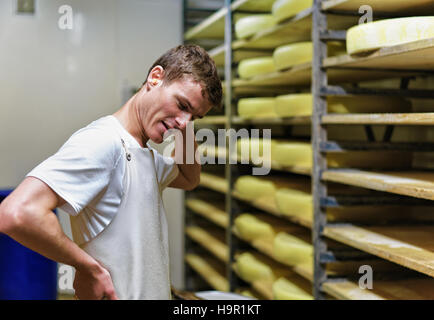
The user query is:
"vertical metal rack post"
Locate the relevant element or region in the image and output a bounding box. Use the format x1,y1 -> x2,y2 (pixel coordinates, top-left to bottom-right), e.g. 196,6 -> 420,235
223,0 -> 242,292
311,0 -> 329,300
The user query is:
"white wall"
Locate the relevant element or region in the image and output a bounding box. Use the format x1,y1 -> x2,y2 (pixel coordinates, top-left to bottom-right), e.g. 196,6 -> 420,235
0,0 -> 185,292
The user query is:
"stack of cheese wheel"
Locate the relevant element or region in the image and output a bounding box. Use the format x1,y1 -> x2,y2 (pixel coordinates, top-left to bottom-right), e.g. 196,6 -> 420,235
234,175 -> 309,201
235,15 -> 277,39
272,277 -> 313,300
234,252 -> 290,283
238,57 -> 276,79
347,16 -> 434,55
237,97 -> 277,118
237,138 -> 275,165
272,232 -> 312,266
272,140 -> 413,169
273,41 -> 345,71
275,94 -> 412,117
272,0 -> 313,23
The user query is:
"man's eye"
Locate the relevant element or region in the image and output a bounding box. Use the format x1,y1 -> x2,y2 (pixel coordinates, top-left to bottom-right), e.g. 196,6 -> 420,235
178,103 -> 187,111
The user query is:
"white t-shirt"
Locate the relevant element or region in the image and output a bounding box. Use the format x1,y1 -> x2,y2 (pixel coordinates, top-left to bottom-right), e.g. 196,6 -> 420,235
26,115 -> 179,244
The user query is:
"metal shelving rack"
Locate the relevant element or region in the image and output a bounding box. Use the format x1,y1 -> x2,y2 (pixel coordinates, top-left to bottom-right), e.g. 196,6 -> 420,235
311,0 -> 434,299
183,0 -> 434,299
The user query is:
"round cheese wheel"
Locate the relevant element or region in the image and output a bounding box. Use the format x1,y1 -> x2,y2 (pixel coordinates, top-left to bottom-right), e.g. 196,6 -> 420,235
275,94 -> 412,117
237,138 -> 276,165
234,214 -> 275,241
275,188 -> 312,218
238,57 -> 275,79
234,176 -> 276,200
238,97 -> 277,118
272,277 -> 313,300
272,141 -> 312,167
240,0 -> 276,12
272,232 -> 312,267
347,16 -> 434,55
272,0 -> 313,23
235,15 -> 277,39
235,253 -> 274,282
273,42 -> 313,70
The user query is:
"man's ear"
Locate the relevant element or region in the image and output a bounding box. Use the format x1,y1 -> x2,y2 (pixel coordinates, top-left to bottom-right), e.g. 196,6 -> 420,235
146,66 -> 165,89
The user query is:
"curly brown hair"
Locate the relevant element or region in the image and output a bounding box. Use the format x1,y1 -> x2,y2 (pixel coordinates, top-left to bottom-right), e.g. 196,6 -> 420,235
146,44 -> 222,110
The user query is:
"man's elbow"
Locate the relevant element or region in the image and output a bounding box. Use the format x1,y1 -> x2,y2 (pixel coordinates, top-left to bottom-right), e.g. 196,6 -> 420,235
184,176 -> 200,191
0,199 -> 29,235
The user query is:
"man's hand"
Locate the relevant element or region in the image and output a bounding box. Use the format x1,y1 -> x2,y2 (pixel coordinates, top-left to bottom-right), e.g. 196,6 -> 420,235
73,262 -> 118,300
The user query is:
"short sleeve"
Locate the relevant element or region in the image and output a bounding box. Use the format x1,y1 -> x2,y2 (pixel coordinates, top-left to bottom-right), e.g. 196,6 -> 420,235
151,148 -> 179,191
26,127 -> 122,216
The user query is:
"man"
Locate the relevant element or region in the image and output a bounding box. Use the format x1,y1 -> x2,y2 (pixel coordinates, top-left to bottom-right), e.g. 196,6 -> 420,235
0,45 -> 222,300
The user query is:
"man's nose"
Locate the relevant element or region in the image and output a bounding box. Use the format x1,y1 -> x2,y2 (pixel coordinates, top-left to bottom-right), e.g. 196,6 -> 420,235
175,111 -> 192,130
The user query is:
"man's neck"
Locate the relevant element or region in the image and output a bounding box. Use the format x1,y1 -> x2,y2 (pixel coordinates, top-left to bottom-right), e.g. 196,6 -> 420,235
112,95 -> 149,148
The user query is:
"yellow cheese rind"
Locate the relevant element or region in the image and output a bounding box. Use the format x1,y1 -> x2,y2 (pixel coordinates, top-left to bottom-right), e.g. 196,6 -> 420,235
273,42 -> 313,70
237,138 -> 275,165
272,141 -> 312,167
238,98 -> 277,118
239,0 -> 276,12
275,94 -> 412,117
272,277 -> 314,300
275,188 -> 312,218
273,232 -> 312,266
272,0 -> 313,23
234,214 -> 275,241
235,15 -> 277,39
234,176 -> 276,200
238,57 -> 275,79
347,17 -> 434,55
275,94 -> 312,117
234,253 -> 275,282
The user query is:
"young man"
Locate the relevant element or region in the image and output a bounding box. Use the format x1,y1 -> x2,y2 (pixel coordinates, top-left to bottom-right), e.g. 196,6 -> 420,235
0,45 -> 222,300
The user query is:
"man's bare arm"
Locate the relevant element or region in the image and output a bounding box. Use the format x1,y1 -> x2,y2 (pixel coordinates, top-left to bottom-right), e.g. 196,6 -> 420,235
0,177 -> 118,300
168,124 -> 201,191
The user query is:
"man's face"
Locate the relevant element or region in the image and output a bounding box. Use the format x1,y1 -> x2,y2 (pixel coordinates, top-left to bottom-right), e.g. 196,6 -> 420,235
140,76 -> 213,144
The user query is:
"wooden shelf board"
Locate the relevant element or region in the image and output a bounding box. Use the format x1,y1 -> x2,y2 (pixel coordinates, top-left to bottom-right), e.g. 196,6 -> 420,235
324,224 -> 434,277
186,226 -> 228,263
323,278 -> 434,300
322,113 -> 434,125
322,0 -> 434,15
186,198 -> 229,228
185,254 -> 229,292
325,38 -> 434,72
322,169 -> 434,201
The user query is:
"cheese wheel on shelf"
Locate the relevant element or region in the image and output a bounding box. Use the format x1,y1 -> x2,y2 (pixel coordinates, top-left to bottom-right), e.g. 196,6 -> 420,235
271,141 -> 312,167
347,16 -> 434,55
273,42 -> 313,70
275,94 -> 412,117
272,232 -> 313,267
272,0 -> 313,23
239,0 -> 276,12
235,15 -> 277,39
275,188 -> 312,219
272,277 -> 313,300
273,41 -> 348,71
234,253 -> 275,282
238,57 -> 276,79
234,175 -> 309,200
237,98 -> 277,118
234,214 -> 275,241
237,138 -> 275,165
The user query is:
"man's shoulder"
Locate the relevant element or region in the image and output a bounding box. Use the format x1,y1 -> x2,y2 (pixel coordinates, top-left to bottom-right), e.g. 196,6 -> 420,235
61,116 -> 124,163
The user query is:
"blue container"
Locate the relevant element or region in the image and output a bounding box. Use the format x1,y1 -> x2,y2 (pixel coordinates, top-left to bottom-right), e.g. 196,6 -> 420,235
0,189 -> 58,300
